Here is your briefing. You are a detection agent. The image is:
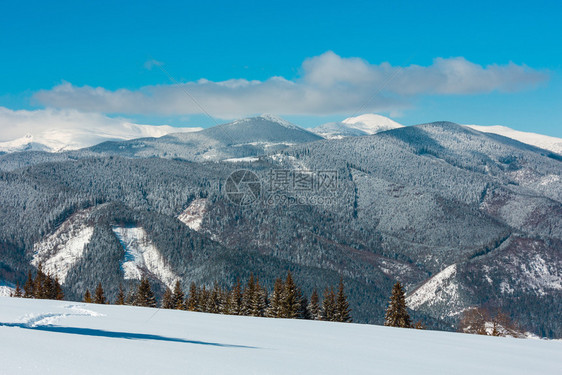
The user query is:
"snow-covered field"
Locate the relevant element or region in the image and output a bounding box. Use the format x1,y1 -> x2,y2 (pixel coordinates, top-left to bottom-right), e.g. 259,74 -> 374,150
1,297 -> 560,375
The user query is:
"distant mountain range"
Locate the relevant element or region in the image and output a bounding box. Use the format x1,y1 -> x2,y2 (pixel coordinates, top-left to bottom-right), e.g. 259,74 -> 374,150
1,113 -> 560,157
0,114 -> 560,337
0,120 -> 202,154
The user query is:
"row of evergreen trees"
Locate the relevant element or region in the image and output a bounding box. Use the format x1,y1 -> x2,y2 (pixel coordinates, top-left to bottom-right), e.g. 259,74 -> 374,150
85,272 -> 352,322
11,264 -> 64,300
12,265 -> 423,329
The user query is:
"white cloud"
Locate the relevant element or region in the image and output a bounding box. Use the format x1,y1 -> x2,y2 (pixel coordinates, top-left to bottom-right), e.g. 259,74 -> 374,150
32,52 -> 548,118
0,107 -> 201,150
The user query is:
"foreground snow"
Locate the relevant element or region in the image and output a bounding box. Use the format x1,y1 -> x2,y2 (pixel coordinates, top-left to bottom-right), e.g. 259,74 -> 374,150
1,298 -> 560,375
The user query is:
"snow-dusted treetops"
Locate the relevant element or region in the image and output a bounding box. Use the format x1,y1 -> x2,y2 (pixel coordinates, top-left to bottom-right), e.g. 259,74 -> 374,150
0,114 -> 560,338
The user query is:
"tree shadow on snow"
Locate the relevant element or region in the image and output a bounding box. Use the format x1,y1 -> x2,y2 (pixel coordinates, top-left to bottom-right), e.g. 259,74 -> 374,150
0,322 -> 257,349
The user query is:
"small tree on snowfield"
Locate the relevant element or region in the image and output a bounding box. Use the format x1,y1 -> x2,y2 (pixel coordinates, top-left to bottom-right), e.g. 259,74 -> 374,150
249,278 -> 267,317
241,274 -> 257,316
281,272 -> 301,319
266,278 -> 284,318
135,277 -> 157,307
83,289 -> 93,303
384,282 -> 411,328
186,282 -> 199,311
308,289 -> 321,320
207,283 -> 223,314
334,278 -> 352,323
34,263 -> 47,299
53,276 -> 64,300
226,279 -> 243,315
172,280 -> 184,310
322,287 -> 336,321
161,287 -> 174,309
43,273 -> 54,299
23,271 -> 34,298
115,284 -> 126,305
12,282 -> 23,298
94,283 -> 106,304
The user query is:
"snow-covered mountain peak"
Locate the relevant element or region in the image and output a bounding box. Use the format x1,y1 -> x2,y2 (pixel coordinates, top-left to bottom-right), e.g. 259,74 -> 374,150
341,114 -> 404,134
311,113 -> 403,139
232,114 -> 301,131
257,114 -> 301,130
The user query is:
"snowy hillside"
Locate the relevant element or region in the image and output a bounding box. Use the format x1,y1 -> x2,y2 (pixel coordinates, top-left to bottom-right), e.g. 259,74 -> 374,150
1,297 -> 560,375
311,113 -> 403,138
465,124 -> 562,155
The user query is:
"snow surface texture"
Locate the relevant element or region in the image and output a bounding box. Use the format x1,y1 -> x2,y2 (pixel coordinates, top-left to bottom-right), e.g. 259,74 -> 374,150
0,297 -> 560,375
112,226 -> 179,288
177,198 -> 208,231
465,124 -> 562,155
32,209 -> 95,283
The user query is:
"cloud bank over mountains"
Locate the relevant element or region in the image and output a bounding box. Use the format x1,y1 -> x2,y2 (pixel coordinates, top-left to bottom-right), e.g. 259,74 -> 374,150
32,52 -> 547,118
0,107 -> 201,150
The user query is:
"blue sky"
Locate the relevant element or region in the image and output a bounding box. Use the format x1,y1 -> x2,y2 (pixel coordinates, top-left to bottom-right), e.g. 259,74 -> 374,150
1,0 -> 561,137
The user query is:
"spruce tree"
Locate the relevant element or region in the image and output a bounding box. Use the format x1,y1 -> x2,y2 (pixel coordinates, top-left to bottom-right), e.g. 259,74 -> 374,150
308,289 -> 321,320
23,271 -> 34,298
186,282 -> 199,311
299,294 -> 311,320
171,280 -> 185,310
198,286 -> 210,312
281,272 -> 301,319
334,278 -> 352,322
34,263 -> 47,299
53,276 -> 64,300
384,282 -> 411,328
266,278 -> 284,318
249,278 -> 267,317
135,277 -> 156,307
241,274 -> 257,316
94,283 -> 106,304
43,273 -> 54,299
227,279 -> 243,315
13,282 -> 23,298
161,287 -> 174,309
83,289 -> 93,303
322,287 -> 336,321
115,284 -> 126,305
126,289 -> 137,305
208,283 -> 223,314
